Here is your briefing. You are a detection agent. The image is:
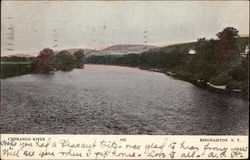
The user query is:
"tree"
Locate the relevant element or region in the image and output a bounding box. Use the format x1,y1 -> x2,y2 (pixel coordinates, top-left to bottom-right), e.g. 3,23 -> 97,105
73,49 -> 85,68
216,27 -> 239,59
32,48 -> 54,73
54,50 -> 75,71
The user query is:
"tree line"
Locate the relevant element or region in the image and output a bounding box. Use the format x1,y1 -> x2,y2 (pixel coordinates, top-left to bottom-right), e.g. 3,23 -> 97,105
32,48 -> 86,73
1,48 -> 86,78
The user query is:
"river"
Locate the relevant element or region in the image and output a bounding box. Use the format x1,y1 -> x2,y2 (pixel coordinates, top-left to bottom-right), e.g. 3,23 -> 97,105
0,64 -> 248,134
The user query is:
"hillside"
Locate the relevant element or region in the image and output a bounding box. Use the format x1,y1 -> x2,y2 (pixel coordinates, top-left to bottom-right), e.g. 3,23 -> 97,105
158,36 -> 248,54
97,44 -> 157,55
67,44 -> 158,57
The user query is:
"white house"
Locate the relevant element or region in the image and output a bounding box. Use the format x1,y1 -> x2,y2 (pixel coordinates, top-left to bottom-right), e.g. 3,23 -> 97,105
188,49 -> 197,55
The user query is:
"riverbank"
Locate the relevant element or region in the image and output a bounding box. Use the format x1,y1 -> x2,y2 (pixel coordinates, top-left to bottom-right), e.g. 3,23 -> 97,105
138,66 -> 248,99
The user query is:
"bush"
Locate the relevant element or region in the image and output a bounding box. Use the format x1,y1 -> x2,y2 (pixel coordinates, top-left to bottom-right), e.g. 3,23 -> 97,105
54,50 -> 75,71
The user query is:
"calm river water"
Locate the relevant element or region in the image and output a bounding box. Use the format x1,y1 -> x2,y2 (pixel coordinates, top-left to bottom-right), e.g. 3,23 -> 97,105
1,65 -> 248,134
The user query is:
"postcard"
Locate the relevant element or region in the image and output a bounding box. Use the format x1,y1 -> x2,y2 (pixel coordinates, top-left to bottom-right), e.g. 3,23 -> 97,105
0,0 -> 249,159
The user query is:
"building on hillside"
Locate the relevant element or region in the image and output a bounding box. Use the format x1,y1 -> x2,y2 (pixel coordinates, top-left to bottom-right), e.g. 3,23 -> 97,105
188,49 -> 197,55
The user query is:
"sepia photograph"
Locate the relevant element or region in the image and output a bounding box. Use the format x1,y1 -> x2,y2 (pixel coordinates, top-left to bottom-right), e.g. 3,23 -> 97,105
0,1 -> 249,158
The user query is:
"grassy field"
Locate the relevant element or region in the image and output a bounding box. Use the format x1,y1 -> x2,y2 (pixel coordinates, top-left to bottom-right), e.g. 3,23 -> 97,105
1,61 -> 32,64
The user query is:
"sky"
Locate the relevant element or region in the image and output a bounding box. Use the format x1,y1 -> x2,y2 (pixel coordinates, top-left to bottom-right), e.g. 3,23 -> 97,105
1,1 -> 249,55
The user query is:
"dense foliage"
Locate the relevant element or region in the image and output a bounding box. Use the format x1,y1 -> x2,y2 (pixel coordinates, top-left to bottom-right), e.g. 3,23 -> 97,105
73,49 -> 85,68
54,50 -> 75,71
32,48 -> 55,73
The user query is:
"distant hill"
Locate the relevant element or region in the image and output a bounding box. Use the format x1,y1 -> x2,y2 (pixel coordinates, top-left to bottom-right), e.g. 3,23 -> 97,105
64,44 -> 158,57
96,44 -> 158,55
3,54 -> 35,58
